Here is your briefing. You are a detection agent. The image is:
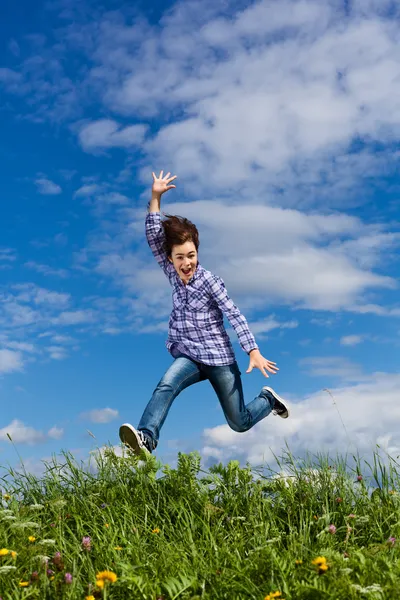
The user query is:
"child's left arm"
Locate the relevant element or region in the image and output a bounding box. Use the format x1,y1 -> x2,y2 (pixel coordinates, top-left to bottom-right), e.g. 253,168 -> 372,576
208,276 -> 279,379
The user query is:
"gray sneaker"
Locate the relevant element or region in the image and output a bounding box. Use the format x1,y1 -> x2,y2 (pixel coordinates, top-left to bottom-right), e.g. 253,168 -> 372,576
263,387 -> 290,419
119,423 -> 152,455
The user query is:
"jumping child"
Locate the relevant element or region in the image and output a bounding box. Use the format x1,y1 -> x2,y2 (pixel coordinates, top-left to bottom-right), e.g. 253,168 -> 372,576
119,171 -> 289,454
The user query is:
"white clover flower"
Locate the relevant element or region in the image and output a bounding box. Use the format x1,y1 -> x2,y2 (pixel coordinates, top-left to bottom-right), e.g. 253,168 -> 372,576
51,499 -> 67,507
355,516 -> 370,523
11,521 -> 40,529
351,584 -> 383,594
0,566 -> 17,573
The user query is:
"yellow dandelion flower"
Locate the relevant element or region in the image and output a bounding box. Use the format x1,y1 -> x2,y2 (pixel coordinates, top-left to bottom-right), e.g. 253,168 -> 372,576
0,548 -> 9,556
114,546 -> 123,550
96,580 -> 105,589
19,581 -> 29,587
311,556 -> 327,566
3,494 -> 11,501
151,527 -> 160,534
28,536 -> 36,543
295,559 -> 303,565
96,570 -> 117,584
11,551 -> 17,559
264,592 -> 282,600
318,563 -> 329,573
104,523 -> 109,528
86,597 -> 96,600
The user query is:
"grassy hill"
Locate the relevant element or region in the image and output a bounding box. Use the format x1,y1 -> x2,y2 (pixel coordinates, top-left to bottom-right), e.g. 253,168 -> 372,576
0,448 -> 399,599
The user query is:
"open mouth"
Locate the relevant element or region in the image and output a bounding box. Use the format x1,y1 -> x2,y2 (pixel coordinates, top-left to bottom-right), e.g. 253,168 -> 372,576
181,267 -> 192,276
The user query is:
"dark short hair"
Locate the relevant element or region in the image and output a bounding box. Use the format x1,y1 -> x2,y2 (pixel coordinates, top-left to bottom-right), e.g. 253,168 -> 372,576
162,214 -> 200,257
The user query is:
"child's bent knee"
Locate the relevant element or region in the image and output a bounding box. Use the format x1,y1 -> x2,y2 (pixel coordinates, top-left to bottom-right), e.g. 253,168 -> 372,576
227,419 -> 250,433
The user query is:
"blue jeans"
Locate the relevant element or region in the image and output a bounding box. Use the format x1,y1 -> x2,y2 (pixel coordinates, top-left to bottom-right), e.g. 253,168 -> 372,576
138,353 -> 275,450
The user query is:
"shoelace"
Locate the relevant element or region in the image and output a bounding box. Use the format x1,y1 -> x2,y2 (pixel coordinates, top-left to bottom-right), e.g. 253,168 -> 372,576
138,430 -> 151,451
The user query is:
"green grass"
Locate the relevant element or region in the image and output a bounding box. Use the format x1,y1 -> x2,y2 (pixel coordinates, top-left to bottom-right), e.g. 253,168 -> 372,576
0,447 -> 400,599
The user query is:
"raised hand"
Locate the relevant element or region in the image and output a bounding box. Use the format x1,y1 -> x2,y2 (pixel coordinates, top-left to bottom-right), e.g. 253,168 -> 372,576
246,349 -> 279,379
152,170 -> 177,196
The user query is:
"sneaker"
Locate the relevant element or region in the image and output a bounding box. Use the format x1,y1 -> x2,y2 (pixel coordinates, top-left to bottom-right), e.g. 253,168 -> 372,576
119,423 -> 152,455
263,387 -> 290,419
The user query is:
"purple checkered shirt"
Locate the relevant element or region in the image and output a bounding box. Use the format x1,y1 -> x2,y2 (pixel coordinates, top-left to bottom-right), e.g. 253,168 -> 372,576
146,211 -> 258,366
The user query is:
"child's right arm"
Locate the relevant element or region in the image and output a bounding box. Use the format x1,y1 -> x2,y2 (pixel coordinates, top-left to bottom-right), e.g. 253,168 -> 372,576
146,170 -> 177,277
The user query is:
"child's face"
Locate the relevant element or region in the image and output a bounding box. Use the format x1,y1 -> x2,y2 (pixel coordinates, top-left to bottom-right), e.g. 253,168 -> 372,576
169,241 -> 198,284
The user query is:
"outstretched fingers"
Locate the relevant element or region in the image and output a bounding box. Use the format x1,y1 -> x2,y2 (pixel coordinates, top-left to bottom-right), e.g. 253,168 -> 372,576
265,361 -> 279,373
152,171 -> 177,184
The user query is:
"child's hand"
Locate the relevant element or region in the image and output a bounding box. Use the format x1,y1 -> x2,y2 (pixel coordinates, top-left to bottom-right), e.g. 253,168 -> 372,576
152,170 -> 177,196
246,349 -> 279,379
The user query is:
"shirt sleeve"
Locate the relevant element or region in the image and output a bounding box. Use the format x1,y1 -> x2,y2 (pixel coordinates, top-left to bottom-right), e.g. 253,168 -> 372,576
208,275 -> 258,354
145,211 -> 174,280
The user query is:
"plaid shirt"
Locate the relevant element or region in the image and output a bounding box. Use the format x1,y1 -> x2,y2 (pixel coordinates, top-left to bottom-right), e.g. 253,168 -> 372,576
146,211 -> 258,366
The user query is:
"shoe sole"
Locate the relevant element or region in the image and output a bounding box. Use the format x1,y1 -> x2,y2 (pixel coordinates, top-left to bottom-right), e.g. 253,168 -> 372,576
263,387 -> 290,419
119,423 -> 150,456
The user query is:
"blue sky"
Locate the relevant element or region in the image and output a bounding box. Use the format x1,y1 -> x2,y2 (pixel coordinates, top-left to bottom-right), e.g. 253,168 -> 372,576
1,0 -> 400,474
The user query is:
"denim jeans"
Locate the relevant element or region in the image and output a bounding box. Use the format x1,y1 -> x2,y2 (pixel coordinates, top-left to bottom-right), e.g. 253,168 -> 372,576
138,353 -> 275,450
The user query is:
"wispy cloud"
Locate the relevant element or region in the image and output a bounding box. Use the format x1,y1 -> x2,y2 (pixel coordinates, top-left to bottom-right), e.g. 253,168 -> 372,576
0,248 -> 17,262
299,356 -> 364,381
35,177 -> 62,195
0,349 -> 23,375
24,261 -> 69,279
244,316 -> 298,338
78,119 -> 147,153
340,335 -> 364,346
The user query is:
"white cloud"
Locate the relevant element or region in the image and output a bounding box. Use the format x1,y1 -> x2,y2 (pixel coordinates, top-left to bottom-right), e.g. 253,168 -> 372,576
201,372 -> 400,465
46,346 -> 68,360
52,310 -> 95,325
14,284 -> 70,307
73,184 -> 130,213
51,334 -> 75,344
24,261 -> 69,278
243,316 -> 298,338
299,356 -> 364,381
35,177 -> 62,195
0,349 -> 23,375
48,426 -> 64,440
4,0 -> 400,206
340,335 -> 364,346
0,420 -> 64,445
0,67 -> 21,91
97,192 -> 129,205
81,408 -> 119,423
74,183 -> 104,197
60,0 -> 400,204
0,248 -> 16,262
5,341 -> 36,353
78,119 -> 147,152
